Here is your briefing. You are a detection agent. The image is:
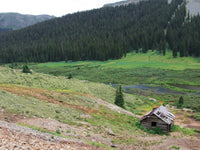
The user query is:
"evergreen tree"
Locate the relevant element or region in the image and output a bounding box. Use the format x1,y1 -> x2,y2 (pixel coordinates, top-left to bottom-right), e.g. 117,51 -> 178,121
115,85 -> 125,108
68,74 -> 72,79
177,96 -> 184,108
22,64 -> 31,73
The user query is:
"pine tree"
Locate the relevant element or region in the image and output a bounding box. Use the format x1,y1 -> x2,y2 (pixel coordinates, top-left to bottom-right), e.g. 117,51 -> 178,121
115,85 -> 125,108
177,96 -> 184,108
22,64 -> 32,73
68,74 -> 72,79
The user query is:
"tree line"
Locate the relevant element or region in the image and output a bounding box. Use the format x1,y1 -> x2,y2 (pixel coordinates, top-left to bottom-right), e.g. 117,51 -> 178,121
0,0 -> 198,63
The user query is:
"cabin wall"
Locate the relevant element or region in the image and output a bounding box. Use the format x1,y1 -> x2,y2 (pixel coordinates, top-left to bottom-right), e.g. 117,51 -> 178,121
140,115 -> 171,132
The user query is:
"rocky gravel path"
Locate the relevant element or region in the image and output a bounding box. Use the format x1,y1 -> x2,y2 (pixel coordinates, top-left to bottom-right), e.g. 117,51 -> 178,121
0,120 -> 102,150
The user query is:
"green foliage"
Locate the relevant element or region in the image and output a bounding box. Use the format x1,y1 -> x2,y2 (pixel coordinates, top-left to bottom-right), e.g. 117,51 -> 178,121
9,63 -> 18,69
171,145 -> 180,149
171,125 -> 181,132
22,64 -> 32,73
66,129 -> 71,133
115,85 -> 125,108
56,129 -> 61,134
194,105 -> 200,112
55,110 -> 60,113
85,141 -> 107,148
171,125 -> 197,135
192,113 -> 200,121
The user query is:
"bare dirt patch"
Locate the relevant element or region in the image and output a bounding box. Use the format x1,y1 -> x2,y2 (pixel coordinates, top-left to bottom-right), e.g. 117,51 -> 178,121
17,118 -> 112,146
134,132 -> 200,150
0,120 -> 103,150
0,108 -> 23,123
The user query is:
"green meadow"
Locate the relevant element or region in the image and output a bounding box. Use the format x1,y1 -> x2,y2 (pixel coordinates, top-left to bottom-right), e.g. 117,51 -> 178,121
30,51 -> 200,87
33,51 -> 200,70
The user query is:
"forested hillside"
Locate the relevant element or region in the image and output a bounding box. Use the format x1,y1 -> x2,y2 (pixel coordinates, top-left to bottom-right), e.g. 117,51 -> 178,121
167,5 -> 200,57
0,0 -> 199,63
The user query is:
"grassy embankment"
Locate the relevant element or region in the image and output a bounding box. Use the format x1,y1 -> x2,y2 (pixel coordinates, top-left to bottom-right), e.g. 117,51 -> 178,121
0,66 -> 157,148
0,63 -> 198,148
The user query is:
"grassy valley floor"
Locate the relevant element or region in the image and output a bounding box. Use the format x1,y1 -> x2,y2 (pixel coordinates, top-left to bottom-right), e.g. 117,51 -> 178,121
28,51 -> 200,116
0,51 -> 200,149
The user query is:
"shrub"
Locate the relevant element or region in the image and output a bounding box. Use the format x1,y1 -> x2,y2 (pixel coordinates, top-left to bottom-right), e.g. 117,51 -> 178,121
68,74 -> 72,79
192,113 -> 200,121
151,127 -> 164,134
66,129 -> 71,133
56,129 -> 61,134
135,121 -> 165,135
55,110 -> 60,113
171,145 -> 180,149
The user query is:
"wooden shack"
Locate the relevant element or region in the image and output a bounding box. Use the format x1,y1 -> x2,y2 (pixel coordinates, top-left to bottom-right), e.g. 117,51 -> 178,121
140,105 -> 175,132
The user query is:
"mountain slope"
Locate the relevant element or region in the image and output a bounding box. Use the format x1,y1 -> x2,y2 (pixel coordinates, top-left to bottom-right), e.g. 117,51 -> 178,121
0,13 -> 55,29
0,0 -> 181,63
